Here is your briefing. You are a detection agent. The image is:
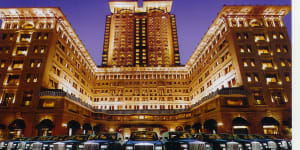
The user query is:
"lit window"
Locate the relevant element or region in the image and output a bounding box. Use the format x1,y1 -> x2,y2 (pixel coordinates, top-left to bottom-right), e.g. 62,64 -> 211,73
261,61 -> 273,70
250,59 -> 256,67
16,47 -> 28,56
6,74 -> 20,85
266,74 -> 277,84
243,61 -> 248,67
273,34 -> 277,39
276,47 -> 281,53
279,33 -> 284,39
12,61 -> 24,69
254,34 -> 266,42
0,61 -> 5,68
240,48 -> 245,53
254,74 -> 259,82
281,61 -> 286,67
20,34 -> 31,42
247,75 -> 252,82
285,73 -> 290,82
257,47 -> 269,55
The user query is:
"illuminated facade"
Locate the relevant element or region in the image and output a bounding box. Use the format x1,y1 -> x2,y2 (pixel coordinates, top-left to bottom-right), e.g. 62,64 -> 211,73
0,2 -> 291,140
102,0 -> 180,67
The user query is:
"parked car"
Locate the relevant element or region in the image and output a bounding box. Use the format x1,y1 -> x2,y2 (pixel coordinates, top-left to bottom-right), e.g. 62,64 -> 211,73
123,131 -> 163,150
200,133 -> 242,150
232,134 -> 264,150
84,132 -> 124,150
6,137 -> 30,150
162,131 -> 211,150
0,140 -> 9,150
53,135 -> 89,150
253,134 -> 290,150
48,135 -> 68,150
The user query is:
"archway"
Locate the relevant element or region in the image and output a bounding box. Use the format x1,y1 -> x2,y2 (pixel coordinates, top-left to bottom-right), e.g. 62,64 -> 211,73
0,124 -> 6,140
175,126 -> 183,131
204,119 -> 217,134
8,119 -> 26,138
261,117 -> 280,135
192,123 -> 202,133
36,119 -> 54,136
67,120 -> 80,136
232,117 -> 250,134
83,123 -> 92,135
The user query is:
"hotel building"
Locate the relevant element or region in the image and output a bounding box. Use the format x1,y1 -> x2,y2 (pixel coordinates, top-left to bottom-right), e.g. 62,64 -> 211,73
0,0 -> 291,139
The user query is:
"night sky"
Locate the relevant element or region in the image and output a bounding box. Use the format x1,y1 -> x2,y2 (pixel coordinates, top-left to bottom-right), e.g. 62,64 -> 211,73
1,0 -> 291,65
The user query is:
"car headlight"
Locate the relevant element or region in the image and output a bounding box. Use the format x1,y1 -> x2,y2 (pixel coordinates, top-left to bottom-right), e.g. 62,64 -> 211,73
101,144 -> 108,149
220,144 -> 226,147
66,145 -> 73,148
245,143 -> 251,147
78,144 -> 84,148
181,144 -> 188,148
125,146 -> 133,150
50,145 -> 54,147
155,145 -> 163,150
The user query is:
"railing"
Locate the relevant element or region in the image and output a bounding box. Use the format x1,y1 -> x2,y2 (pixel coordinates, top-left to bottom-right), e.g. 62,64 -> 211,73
94,109 -> 189,114
191,87 -> 249,108
39,89 -> 93,109
39,87 -> 248,115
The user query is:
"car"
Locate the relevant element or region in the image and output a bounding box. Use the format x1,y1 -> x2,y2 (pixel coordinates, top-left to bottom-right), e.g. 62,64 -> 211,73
232,134 -> 264,150
84,132 -> 124,150
123,131 -> 163,150
199,133 -> 242,150
30,136 -> 60,150
47,136 -> 68,150
162,131 -> 211,150
6,137 -> 32,150
0,140 -> 9,150
254,134 -> 290,150
53,135 -> 89,150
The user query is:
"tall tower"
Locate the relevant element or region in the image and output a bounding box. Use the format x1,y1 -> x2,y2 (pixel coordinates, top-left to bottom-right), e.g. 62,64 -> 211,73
102,0 -> 180,67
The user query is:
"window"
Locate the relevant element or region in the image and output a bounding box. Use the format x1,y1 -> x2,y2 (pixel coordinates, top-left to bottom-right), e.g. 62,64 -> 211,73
243,60 -> 248,67
6,74 -> 20,85
285,73 -> 290,82
271,92 -> 286,104
254,74 -> 259,82
272,34 -> 277,39
280,60 -> 286,67
279,33 -> 284,39
49,79 -> 58,89
20,34 -> 31,42
254,34 -> 266,42
236,33 -> 242,40
23,91 -> 32,106
0,93 -> 15,106
261,60 -> 273,70
265,74 -> 277,84
12,61 -> 23,69
0,60 -> 5,68
253,91 -> 265,105
250,59 -> 256,67
257,46 -> 269,55
16,47 -> 28,56
246,74 -> 252,82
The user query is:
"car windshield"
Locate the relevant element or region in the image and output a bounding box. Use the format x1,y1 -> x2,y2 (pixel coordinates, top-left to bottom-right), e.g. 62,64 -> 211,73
130,131 -> 158,141
206,134 -> 222,140
235,134 -> 252,140
37,136 -> 53,141
89,133 -> 117,140
65,135 -> 88,141
169,132 -> 193,139
219,134 -> 234,140
52,136 -> 66,141
253,135 -> 265,139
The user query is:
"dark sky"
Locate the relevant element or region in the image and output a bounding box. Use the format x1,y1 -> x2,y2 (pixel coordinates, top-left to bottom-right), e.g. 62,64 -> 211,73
1,0 -> 291,65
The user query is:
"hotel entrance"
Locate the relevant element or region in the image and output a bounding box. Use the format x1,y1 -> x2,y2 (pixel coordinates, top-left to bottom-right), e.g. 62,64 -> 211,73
117,124 -> 168,138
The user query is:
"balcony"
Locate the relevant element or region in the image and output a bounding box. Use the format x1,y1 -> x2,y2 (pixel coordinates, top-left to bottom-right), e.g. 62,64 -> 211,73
191,87 -> 249,108
39,89 -> 93,109
94,109 -> 188,115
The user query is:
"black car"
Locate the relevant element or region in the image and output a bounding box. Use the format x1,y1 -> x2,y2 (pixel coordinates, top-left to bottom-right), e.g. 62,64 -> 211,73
200,133 -> 242,150
47,136 -> 68,150
0,140 -> 9,150
53,135 -> 89,150
254,135 -> 290,150
232,134 -> 264,150
84,132 -> 123,150
162,131 -> 211,150
123,131 -> 163,150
